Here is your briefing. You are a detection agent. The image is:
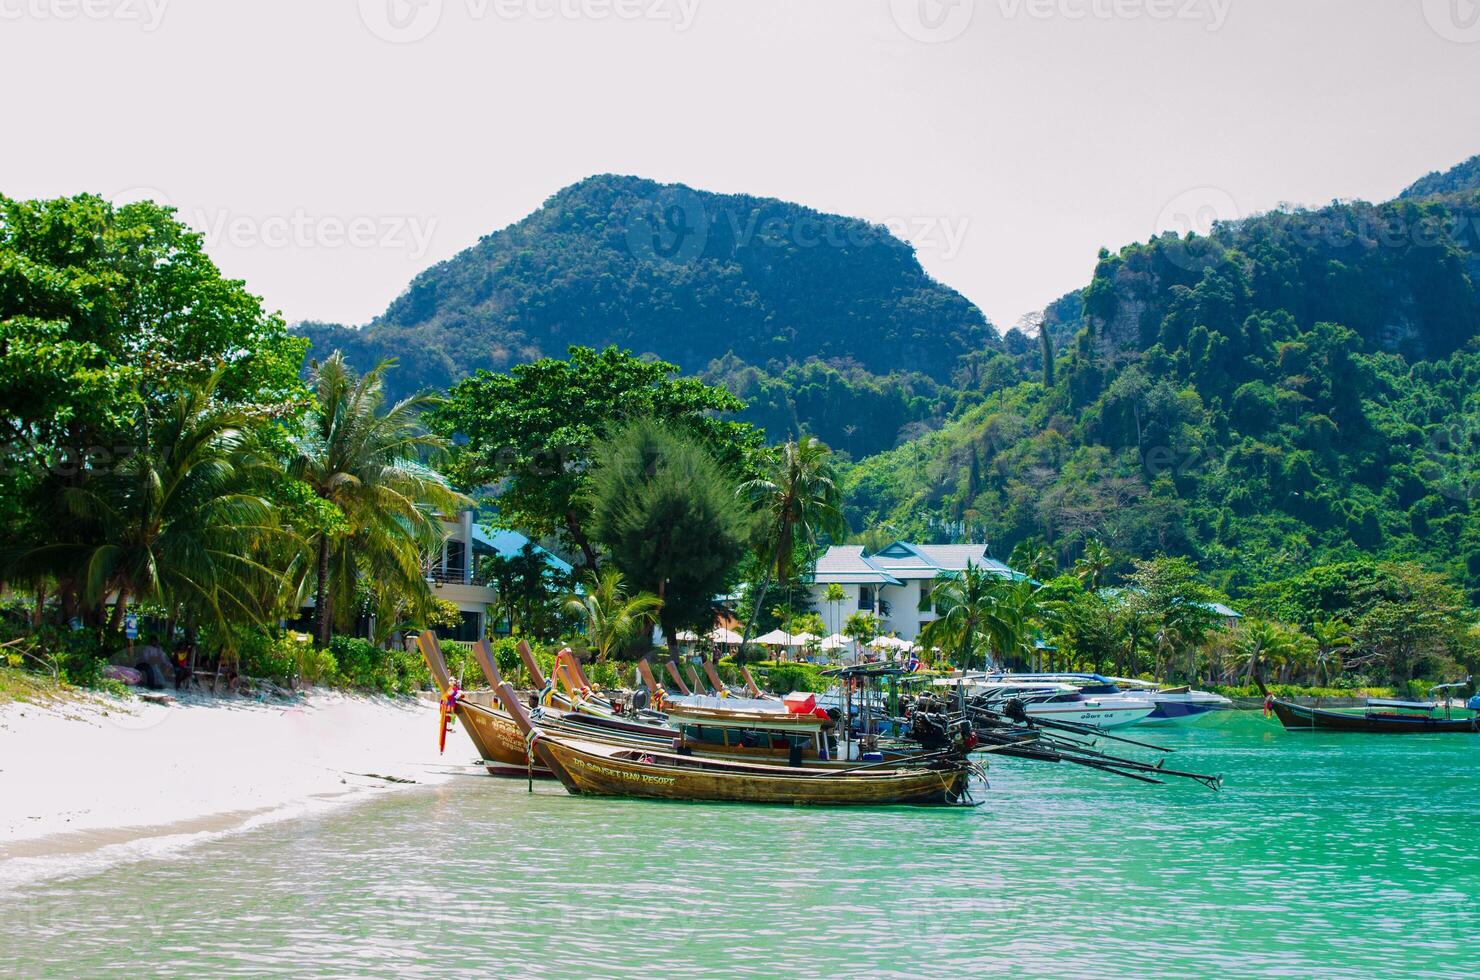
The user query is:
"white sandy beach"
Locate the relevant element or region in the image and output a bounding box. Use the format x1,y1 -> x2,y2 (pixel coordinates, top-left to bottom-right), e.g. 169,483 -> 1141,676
0,689 -> 479,890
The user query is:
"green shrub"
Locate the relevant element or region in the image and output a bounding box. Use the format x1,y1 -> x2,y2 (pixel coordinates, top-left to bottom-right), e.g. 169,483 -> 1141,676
295,643 -> 338,687
1,623 -> 118,688
236,630 -> 301,684
752,660 -> 826,694
330,636 -> 417,694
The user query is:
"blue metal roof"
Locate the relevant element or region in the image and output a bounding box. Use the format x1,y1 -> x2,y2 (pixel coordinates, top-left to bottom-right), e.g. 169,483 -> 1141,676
470,526 -> 574,574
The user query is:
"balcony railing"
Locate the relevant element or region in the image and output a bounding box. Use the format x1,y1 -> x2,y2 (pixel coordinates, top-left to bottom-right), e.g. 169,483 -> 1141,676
426,567 -> 493,588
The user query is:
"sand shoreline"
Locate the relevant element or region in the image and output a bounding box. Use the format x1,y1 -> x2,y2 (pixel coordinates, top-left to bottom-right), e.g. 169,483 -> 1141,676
0,687 -> 479,890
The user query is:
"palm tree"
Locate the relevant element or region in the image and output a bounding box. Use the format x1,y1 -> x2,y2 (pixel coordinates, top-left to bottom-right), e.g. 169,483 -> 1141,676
1310,619 -> 1352,686
1010,538 -> 1056,581
918,562 -> 1021,676
563,568 -> 663,663
822,582 -> 846,635
1238,619 -> 1302,685
737,437 -> 846,655
290,353 -> 470,648
24,370 -> 288,634
1073,540 -> 1113,592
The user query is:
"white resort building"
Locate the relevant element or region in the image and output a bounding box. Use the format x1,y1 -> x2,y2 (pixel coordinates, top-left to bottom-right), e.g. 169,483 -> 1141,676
806,542 -> 1022,642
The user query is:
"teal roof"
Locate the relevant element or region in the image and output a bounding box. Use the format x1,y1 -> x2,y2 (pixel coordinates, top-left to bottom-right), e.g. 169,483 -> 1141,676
471,526 -> 574,575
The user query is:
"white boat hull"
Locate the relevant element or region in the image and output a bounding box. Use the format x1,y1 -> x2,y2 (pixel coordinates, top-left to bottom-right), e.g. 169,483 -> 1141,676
1023,699 -> 1155,729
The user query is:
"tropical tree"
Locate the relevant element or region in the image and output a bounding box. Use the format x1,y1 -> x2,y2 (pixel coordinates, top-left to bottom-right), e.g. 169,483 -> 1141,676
738,436 -> 846,653
480,543 -> 574,638
1310,618 -> 1352,685
822,582 -> 846,634
563,568 -> 663,664
290,353 -> 470,647
1237,619 -> 1308,685
18,370 -> 288,634
1,193 -> 306,627
918,562 -> 1020,673
1073,540 -> 1113,592
430,346 -> 763,572
1124,557 -> 1222,682
1010,537 -> 1057,581
842,611 -> 881,659
587,420 -> 750,660
1054,586 -> 1121,674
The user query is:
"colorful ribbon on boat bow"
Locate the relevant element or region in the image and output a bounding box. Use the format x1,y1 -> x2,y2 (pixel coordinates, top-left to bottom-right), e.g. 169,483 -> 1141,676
438,683 -> 461,755
1262,694 -> 1273,719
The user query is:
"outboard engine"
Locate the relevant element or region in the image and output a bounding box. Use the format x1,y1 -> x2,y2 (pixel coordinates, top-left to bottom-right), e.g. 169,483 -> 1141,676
1001,696 -> 1030,725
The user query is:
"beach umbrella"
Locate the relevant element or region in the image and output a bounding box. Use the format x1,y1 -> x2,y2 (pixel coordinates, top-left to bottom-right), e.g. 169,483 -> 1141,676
819,633 -> 850,650
791,632 -> 818,646
707,627 -> 743,645
753,628 -> 796,646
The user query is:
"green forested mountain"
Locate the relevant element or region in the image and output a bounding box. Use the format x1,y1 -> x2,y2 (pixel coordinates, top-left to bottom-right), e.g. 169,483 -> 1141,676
299,155 -> 1480,602
1401,155 -> 1480,199
297,174 -> 997,457
848,154 -> 1480,599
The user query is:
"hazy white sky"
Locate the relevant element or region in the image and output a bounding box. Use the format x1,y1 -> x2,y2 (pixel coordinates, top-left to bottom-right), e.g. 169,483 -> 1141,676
4,0 -> 1479,332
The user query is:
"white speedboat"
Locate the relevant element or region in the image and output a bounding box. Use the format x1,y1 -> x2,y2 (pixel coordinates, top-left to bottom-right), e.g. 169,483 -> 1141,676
934,675 -> 1156,729
1109,678 -> 1233,724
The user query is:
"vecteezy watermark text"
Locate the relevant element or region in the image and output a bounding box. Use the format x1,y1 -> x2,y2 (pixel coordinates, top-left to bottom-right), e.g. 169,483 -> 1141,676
889,0 -> 1232,42
0,0 -> 169,30
112,187 -> 438,260
995,0 -> 1232,30
357,0 -> 700,43
191,207 -> 438,258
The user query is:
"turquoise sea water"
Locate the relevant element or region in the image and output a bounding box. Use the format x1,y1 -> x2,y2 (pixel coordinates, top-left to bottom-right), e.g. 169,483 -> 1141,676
2,712 -> 1476,979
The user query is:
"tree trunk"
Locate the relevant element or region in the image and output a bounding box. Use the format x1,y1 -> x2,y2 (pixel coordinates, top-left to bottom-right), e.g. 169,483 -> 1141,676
564,510 -> 599,575
738,563 -> 775,669
314,533 -> 332,649
107,589 -> 129,633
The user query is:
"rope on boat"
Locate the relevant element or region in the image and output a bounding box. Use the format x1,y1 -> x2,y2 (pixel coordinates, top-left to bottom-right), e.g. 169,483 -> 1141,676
523,725 -> 542,793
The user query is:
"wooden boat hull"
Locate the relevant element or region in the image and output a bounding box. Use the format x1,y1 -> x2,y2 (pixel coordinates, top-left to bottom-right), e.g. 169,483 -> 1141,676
538,736 -> 970,806
455,698 -> 554,778
1270,699 -> 1479,734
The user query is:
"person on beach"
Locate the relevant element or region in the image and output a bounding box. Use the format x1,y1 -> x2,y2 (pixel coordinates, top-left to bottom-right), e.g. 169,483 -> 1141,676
172,641 -> 195,691
135,635 -> 171,691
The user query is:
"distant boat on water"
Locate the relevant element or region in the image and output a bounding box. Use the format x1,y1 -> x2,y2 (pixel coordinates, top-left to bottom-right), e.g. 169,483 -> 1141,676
1258,678 -> 1479,734
1106,678 -> 1234,724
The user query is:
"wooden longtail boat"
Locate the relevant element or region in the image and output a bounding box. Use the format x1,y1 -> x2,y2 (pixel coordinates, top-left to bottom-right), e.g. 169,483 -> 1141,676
1266,698 -> 1479,733
701,660 -> 733,697
683,662 -> 708,695
664,660 -> 693,696
465,640 -> 869,768
1256,676 -> 1479,734
495,680 -> 976,806
740,665 -> 780,701
416,632 -> 554,778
